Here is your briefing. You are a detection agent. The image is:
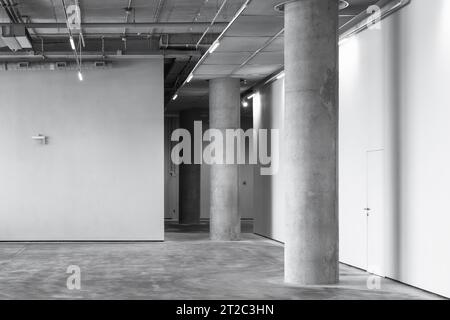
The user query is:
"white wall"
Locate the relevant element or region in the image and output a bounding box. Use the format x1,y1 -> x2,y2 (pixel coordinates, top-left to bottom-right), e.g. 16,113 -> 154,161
340,0 -> 450,298
253,0 -> 450,297
0,59 -> 164,241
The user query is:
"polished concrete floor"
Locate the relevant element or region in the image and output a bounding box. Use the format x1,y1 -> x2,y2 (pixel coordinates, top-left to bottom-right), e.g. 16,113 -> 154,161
0,221 -> 443,300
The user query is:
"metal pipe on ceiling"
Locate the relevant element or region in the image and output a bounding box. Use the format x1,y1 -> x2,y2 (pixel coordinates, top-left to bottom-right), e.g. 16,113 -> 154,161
0,0 -> 16,22
28,33 -> 216,38
230,28 -> 284,76
153,0 -> 166,22
123,0 -> 133,38
5,0 -> 20,22
171,0 -> 252,100
150,0 -> 166,36
0,22 -> 229,29
195,0 -> 228,49
0,50 -> 201,61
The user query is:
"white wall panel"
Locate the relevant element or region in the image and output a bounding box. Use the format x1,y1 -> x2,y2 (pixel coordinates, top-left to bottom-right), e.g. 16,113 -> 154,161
0,60 -> 164,241
340,0 -> 450,298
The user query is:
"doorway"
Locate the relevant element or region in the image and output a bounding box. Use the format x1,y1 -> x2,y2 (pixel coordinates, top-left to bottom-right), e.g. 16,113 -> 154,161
366,150 -> 385,276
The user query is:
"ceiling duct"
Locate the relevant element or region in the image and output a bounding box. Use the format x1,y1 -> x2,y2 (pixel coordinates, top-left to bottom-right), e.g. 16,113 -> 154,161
1,25 -> 32,51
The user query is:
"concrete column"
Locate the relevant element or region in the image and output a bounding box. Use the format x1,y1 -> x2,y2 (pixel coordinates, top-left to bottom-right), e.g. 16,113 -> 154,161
209,77 -> 241,240
282,0 -> 339,285
179,109 -> 202,225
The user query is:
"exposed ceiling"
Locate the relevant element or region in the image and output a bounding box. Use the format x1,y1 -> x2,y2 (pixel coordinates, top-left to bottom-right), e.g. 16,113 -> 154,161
0,0 -> 245,102
0,0 -> 394,113
166,0 -> 391,112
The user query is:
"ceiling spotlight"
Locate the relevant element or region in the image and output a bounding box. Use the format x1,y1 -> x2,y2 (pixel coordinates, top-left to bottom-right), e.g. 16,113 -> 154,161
186,74 -> 194,83
209,41 -> 220,53
69,36 -> 75,50
247,93 -> 256,100
77,70 -> 83,81
172,94 -> 178,101
242,101 -> 249,108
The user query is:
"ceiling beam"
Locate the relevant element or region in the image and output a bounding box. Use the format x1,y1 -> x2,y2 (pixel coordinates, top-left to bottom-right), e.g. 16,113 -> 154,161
0,50 -> 201,62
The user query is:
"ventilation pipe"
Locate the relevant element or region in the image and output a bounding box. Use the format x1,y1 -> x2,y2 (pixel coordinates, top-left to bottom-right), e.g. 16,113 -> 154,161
0,25 -> 32,51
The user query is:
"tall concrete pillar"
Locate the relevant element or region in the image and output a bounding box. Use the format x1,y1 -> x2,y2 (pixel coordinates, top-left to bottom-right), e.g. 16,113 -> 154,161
282,0 -> 339,285
179,109 -> 202,225
209,77 -> 241,241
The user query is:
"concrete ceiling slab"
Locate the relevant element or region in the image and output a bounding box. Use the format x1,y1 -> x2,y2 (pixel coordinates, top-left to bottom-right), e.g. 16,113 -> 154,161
247,51 -> 283,65
216,36 -> 272,52
225,15 -> 284,37
234,64 -> 282,77
262,37 -> 284,52
244,0 -> 286,16
202,52 -> 249,65
195,64 -> 236,75
0,0 -> 382,113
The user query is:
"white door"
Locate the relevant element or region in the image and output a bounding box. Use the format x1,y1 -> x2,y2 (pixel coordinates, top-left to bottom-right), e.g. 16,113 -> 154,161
366,150 -> 385,276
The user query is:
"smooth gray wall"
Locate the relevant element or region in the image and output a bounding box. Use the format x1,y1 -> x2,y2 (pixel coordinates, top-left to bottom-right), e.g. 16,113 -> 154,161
179,109 -> 203,224
0,59 -> 164,241
164,116 -> 179,220
253,80 -> 285,242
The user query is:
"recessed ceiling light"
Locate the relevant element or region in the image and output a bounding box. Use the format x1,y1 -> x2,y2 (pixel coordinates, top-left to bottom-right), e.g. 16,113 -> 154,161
172,94 -> 178,101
